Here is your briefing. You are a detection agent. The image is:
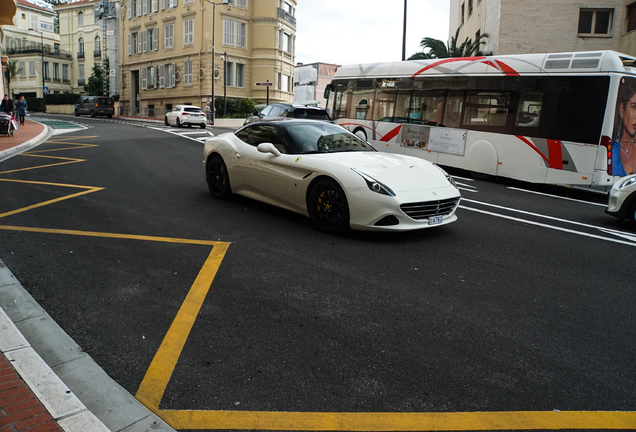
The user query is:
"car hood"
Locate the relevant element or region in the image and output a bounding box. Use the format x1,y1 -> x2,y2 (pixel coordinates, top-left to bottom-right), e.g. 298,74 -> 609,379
308,152 -> 451,192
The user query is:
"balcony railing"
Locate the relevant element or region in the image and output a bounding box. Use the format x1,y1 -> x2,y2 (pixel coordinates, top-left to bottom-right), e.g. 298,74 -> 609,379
2,46 -> 73,60
52,77 -> 61,82
277,7 -> 296,26
63,78 -> 71,83
77,51 -> 85,60
78,79 -> 85,86
94,50 -> 102,58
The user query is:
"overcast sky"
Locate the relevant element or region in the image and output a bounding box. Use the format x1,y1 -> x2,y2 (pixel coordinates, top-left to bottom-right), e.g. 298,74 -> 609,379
294,0 -> 450,66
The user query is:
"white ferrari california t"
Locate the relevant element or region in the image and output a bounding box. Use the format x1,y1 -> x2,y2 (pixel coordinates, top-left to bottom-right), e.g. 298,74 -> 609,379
203,120 -> 461,233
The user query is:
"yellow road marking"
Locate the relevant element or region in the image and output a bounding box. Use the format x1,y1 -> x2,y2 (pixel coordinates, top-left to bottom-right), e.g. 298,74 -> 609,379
0,178 -> 96,189
136,243 -> 229,409
27,144 -> 99,153
0,188 -> 103,219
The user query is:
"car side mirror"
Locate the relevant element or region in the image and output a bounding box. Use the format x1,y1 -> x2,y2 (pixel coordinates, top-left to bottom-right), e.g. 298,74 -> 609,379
257,143 -> 281,156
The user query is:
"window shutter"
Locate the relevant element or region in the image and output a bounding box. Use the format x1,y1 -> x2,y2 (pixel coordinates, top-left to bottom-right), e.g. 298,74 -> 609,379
160,0 -> 165,10
153,28 -> 159,50
141,67 -> 147,90
143,30 -> 147,52
143,0 -> 147,15
137,31 -> 142,53
136,0 -> 141,17
170,63 -> 176,88
159,64 -> 164,88
127,33 -> 132,55
127,0 -> 131,19
152,0 -> 157,13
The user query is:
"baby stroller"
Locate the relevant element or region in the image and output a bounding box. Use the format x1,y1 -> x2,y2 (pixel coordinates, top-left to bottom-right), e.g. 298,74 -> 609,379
0,113 -> 15,137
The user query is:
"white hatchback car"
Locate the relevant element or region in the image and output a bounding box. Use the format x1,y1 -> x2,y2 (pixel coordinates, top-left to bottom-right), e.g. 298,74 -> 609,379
165,105 -> 206,128
606,174 -> 636,226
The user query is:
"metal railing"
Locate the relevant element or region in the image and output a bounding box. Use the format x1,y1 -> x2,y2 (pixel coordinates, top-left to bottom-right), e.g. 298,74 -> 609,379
77,52 -> 85,60
277,8 -> 296,26
2,46 -> 73,60
78,79 -> 85,86
118,106 -> 170,120
94,50 -> 102,58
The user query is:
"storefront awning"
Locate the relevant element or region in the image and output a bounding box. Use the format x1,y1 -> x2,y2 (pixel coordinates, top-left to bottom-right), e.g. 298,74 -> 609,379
0,0 -> 17,26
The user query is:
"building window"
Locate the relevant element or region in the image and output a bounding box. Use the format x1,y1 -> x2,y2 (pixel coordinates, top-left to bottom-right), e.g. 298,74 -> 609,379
167,0 -> 177,8
78,37 -> 85,59
184,19 -> 194,45
78,11 -> 83,25
237,22 -> 246,47
63,64 -> 69,82
184,60 -> 192,86
19,61 -> 26,77
236,63 -> 244,87
628,2 -> 636,33
29,61 -> 36,76
223,19 -> 234,45
78,64 -> 85,86
225,61 -> 233,86
283,32 -> 291,52
282,74 -> 289,92
94,36 -> 101,57
578,9 -> 613,36
165,23 -> 174,48
237,0 -> 246,6
468,0 -> 473,16
53,63 -> 60,81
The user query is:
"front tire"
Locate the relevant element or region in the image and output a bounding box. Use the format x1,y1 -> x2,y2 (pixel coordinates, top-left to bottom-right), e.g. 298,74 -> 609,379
90,110 -> 95,118
75,109 -> 79,116
206,155 -> 232,199
176,118 -> 181,127
307,179 -> 350,234
164,116 -> 169,126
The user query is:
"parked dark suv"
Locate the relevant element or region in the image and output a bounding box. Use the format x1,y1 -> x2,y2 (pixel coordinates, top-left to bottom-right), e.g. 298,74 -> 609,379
244,103 -> 331,125
75,96 -> 115,118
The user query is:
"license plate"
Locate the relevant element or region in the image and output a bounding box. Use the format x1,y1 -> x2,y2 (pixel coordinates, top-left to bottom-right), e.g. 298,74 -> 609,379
428,215 -> 443,225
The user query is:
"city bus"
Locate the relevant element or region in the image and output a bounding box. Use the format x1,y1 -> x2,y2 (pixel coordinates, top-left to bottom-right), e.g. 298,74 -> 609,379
324,51 -> 636,187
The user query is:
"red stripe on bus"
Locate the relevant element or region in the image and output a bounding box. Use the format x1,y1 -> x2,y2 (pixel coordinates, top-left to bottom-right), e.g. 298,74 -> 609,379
482,60 -> 520,76
411,57 -> 486,77
380,125 -> 402,142
339,122 -> 383,138
515,136 -> 550,165
547,140 -> 563,169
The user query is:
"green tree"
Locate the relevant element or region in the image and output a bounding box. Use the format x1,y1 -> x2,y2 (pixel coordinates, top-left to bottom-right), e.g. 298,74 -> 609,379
84,60 -> 109,96
408,27 -> 489,60
4,61 -> 20,95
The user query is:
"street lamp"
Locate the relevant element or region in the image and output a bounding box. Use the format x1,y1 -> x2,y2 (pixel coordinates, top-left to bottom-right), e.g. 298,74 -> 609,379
402,0 -> 407,61
206,0 -> 229,125
220,51 -> 227,117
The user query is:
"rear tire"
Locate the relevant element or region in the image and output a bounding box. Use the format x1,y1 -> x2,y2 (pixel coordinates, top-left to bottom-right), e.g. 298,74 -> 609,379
176,118 -> 181,127
90,110 -> 95,118
75,109 -> 79,116
107,115 -> 113,119
206,155 -> 232,199
307,179 -> 350,234
200,124 -> 206,129
629,201 -> 636,228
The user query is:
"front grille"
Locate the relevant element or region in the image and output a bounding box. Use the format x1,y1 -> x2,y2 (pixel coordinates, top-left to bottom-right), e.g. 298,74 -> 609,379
400,197 -> 460,220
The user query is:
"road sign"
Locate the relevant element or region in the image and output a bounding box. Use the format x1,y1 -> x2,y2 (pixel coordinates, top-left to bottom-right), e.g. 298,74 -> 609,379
255,82 -> 273,87
43,86 -> 49,94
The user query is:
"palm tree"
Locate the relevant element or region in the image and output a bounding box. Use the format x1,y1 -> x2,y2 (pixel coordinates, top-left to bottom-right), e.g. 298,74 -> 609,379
408,27 -> 489,60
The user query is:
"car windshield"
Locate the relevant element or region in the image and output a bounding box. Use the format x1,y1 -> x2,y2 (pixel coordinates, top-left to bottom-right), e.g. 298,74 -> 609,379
97,98 -> 113,105
291,109 -> 331,121
283,123 -> 375,154
184,107 -> 203,113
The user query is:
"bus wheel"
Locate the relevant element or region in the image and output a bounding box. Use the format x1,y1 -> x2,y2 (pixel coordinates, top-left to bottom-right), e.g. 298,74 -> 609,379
629,201 -> 636,228
353,127 -> 367,141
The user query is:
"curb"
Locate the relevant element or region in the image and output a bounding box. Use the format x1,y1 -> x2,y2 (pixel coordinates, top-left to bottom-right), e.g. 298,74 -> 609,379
0,123 -> 53,163
0,261 -> 176,432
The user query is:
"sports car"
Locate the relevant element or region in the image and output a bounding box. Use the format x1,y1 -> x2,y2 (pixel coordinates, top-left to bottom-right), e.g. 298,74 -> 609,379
203,120 -> 461,233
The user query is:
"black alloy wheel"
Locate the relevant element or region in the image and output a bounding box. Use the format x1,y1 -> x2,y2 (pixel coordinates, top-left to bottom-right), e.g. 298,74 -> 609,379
206,155 -> 232,199
308,179 -> 350,234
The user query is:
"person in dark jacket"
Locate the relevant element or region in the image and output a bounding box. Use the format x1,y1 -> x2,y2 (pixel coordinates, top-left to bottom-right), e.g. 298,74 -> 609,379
0,95 -> 14,115
15,96 -> 27,125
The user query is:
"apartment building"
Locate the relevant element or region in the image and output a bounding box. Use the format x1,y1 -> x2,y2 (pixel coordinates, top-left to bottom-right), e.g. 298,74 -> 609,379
293,62 -> 340,108
1,0 -> 18,98
56,0 -> 120,96
449,0 -> 636,56
119,0 -> 297,116
2,0 -> 73,98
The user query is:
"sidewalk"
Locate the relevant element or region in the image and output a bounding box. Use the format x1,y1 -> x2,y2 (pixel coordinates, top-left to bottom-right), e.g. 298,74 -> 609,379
0,119 -> 49,163
0,120 -> 175,432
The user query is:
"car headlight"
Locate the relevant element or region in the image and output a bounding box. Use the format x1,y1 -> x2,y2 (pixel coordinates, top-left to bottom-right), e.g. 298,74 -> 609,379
618,176 -> 636,190
433,165 -> 458,188
352,168 -> 395,196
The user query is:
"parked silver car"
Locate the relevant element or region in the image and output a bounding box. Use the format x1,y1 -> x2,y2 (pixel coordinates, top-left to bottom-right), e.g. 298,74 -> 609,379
165,105 -> 206,128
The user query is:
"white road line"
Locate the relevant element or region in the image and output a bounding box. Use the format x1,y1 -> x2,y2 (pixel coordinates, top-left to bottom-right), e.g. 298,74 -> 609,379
451,175 -> 474,181
459,205 -> 636,247
461,197 -> 635,244
456,182 -> 476,189
179,131 -> 210,135
457,187 -> 478,193
508,187 -> 607,207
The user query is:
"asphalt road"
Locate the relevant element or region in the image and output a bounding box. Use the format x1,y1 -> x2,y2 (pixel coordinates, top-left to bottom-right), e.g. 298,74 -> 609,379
0,115 -> 634,432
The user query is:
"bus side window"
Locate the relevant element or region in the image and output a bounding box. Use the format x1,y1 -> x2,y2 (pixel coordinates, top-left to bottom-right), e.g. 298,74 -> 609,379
516,93 -> 543,127
443,91 -> 464,128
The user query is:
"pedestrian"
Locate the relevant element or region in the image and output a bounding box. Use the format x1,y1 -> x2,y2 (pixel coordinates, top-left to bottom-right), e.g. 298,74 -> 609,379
0,95 -> 13,116
15,95 -> 27,126
205,101 -> 212,124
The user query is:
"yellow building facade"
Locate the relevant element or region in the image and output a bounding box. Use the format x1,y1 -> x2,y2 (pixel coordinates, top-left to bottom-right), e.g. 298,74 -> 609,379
118,0 -> 297,117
